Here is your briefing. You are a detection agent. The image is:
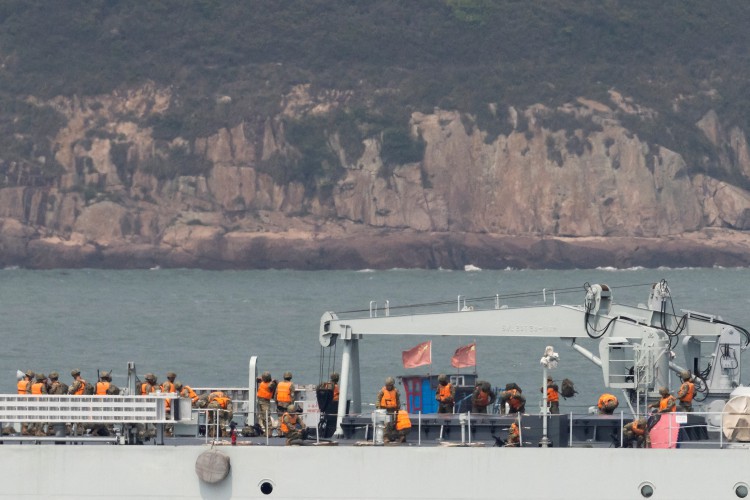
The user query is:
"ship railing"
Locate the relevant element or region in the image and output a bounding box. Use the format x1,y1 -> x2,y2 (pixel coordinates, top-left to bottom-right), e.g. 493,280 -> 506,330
0,394 -> 172,423
567,410 -> 749,449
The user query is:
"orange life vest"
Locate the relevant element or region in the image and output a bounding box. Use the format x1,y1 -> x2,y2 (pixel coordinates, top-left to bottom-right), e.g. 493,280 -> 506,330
209,391 -> 230,409
280,413 -> 298,434
475,389 -> 490,407
507,389 -> 522,410
680,382 -> 695,403
161,381 -> 175,393
17,380 -> 30,394
333,383 -> 340,402
276,381 -> 293,403
598,393 -> 617,409
631,420 -> 645,436
547,386 -> 559,403
257,381 -> 273,400
379,387 -> 398,409
181,386 -> 199,403
31,382 -> 45,395
72,378 -> 87,396
438,383 -> 453,402
395,410 -> 412,430
96,381 -> 110,395
140,382 -> 155,395
508,422 -> 520,443
659,395 -> 676,412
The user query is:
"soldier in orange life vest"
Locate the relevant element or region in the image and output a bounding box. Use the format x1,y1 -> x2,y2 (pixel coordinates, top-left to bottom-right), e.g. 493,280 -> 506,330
597,393 -> 619,414
256,372 -> 277,436
649,386 -> 677,413
175,381 -> 200,406
275,372 -> 295,417
384,406 -> 412,443
472,381 -> 496,413
677,371 -> 695,412
281,404 -> 307,445
542,376 -> 560,414
18,370 -> 33,394
95,371 -> 119,395
330,372 -> 340,403
68,369 -> 87,395
499,383 -> 525,414
435,374 -> 455,414
376,377 -> 401,413
207,391 -> 233,437
140,373 -> 158,395
623,417 -> 649,448
161,371 -> 177,394
31,373 -> 48,395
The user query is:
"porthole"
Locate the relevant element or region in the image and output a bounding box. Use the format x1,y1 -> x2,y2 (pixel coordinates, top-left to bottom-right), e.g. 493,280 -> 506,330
639,482 -> 654,498
260,480 -> 274,495
735,483 -> 749,498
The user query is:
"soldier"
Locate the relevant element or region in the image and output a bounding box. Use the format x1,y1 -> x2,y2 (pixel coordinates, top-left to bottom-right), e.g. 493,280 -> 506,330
473,381 -> 496,413
281,404 -> 307,445
256,372 -> 277,436
543,376 -> 560,414
47,372 -> 67,395
175,381 -> 200,406
68,369 -> 87,395
161,371 -> 177,394
499,383 -> 524,414
623,417 -> 650,448
207,391 -> 233,438
275,372 -> 295,417
598,393 -> 619,415
435,374 -> 455,414
17,370 -> 33,394
95,371 -> 120,395
384,407 -> 412,444
140,373 -> 158,395
677,371 -> 695,412
506,421 -> 520,447
376,377 -> 401,413
31,373 -> 47,395
649,387 -> 677,413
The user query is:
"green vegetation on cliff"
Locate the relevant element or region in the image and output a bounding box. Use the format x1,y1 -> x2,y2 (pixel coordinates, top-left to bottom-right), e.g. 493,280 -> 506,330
0,0 -> 748,187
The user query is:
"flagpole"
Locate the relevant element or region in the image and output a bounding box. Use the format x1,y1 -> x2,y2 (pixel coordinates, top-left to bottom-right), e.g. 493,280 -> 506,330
473,338 -> 477,375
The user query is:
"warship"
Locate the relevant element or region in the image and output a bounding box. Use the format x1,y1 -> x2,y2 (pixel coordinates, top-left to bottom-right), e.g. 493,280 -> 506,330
2,279 -> 750,499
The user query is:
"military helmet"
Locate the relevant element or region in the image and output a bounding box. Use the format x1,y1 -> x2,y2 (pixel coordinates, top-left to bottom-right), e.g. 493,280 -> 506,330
658,386 -> 669,396
36,373 -> 46,381
100,371 -> 112,381
174,381 -> 183,391
166,371 -> 176,379
330,372 -> 339,382
292,403 -> 303,413
71,369 -> 81,377
261,372 -> 272,382
438,374 -> 448,383
283,371 -> 293,380
49,371 -> 59,380
25,370 -> 35,378
385,376 -> 395,386
145,373 -> 156,383
681,370 -> 691,381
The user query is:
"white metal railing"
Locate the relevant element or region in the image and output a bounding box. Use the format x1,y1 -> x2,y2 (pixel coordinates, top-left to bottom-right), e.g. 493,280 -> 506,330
0,395 -> 171,423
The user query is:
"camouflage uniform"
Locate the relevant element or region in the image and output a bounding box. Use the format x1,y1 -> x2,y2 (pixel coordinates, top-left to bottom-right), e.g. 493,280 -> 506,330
623,417 -> 650,448
281,405 -> 307,445
46,372 -> 68,436
499,383 -> 525,414
207,392 -> 233,438
256,372 -> 277,436
376,377 -> 401,414
471,381 -> 496,414
435,375 -> 455,414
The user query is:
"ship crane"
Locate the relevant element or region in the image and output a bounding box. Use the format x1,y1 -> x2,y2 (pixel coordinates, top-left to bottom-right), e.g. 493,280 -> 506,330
319,281 -> 747,435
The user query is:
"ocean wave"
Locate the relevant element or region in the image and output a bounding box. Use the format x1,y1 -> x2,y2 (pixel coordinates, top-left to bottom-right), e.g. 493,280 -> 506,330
464,264 -> 482,271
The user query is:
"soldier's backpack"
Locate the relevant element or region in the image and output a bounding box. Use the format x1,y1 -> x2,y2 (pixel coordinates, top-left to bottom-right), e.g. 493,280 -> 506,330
84,381 -> 95,395
561,378 -> 577,398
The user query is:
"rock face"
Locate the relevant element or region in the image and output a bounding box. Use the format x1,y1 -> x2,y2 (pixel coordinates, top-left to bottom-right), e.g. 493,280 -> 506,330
1,84 -> 750,269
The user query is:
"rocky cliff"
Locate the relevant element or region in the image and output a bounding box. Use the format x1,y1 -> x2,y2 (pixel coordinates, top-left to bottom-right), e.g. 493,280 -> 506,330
1,83 -> 749,269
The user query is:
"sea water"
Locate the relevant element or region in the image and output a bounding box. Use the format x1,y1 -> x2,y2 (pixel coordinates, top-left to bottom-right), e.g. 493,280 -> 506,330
2,267 -> 749,413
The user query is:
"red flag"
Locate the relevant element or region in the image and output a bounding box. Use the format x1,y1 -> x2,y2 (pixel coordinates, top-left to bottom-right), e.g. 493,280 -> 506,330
402,341 -> 432,368
451,342 -> 476,368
